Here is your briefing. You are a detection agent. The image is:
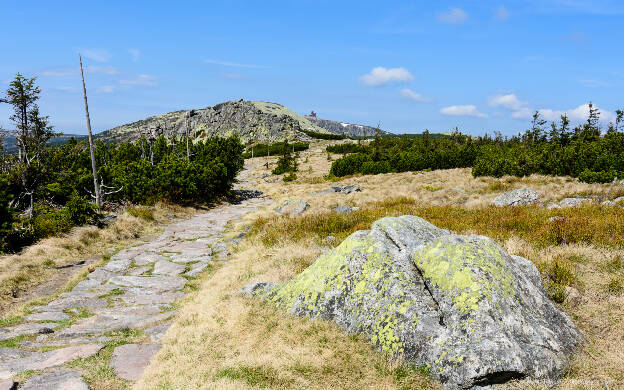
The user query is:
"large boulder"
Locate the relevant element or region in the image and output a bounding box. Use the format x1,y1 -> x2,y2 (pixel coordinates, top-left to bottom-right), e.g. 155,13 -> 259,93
274,199 -> 309,216
245,216 -> 582,389
492,188 -> 539,206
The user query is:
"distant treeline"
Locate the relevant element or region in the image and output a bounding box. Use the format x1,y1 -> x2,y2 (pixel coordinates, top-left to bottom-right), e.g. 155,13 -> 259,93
330,105 -> 624,183
242,141 -> 308,158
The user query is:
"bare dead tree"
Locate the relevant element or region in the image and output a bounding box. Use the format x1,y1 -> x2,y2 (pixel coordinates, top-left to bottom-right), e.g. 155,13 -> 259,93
79,54 -> 101,207
185,112 -> 191,161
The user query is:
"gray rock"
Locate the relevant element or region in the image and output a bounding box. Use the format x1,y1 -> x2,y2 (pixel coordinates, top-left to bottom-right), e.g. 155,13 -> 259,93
240,282 -> 278,296
152,260 -> 185,276
335,184 -> 361,194
109,344 -> 161,381
602,200 -> 617,207
333,205 -> 359,214
492,188 -> 539,206
245,215 -> 582,389
0,323 -> 57,342
104,259 -> 132,273
0,348 -> 31,361
185,263 -> 208,277
548,197 -> 592,209
128,266 -> 151,276
32,295 -> 107,311
120,291 -> 184,305
72,279 -> 103,291
19,369 -> 89,390
133,252 -> 167,266
145,322 -> 172,343
87,268 -> 116,282
108,275 -> 186,291
274,199 -> 309,216
25,311 -> 70,322
454,187 -> 467,194
0,344 -> 103,379
0,379 -> 15,390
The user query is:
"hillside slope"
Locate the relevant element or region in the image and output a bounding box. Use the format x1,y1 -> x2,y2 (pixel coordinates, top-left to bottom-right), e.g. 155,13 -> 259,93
97,100 -> 385,144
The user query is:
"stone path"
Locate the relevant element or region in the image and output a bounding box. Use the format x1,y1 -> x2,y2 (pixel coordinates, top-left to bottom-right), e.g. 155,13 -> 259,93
0,165 -> 270,389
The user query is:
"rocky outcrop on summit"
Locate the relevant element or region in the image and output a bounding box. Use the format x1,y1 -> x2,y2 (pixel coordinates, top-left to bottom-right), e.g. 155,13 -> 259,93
244,216 -> 582,389
305,116 -> 387,137
98,101 -> 382,144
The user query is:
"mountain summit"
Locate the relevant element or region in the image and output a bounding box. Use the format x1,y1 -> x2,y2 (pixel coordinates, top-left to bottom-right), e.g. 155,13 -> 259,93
97,100 -> 386,144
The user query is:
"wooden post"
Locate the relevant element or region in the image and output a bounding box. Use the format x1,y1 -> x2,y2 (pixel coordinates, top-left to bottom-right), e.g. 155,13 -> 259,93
79,54 -> 101,207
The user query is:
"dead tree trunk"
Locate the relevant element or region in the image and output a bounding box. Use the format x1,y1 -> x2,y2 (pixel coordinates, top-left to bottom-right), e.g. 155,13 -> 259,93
79,54 -> 101,207
185,113 -> 191,161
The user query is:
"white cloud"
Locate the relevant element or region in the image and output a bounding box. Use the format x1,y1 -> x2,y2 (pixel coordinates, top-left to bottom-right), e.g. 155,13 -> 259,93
440,105 -> 487,118
359,67 -> 413,87
538,103 -> 616,123
204,59 -> 269,69
512,107 -> 533,119
495,6 -> 510,21
489,93 -> 526,111
128,49 -> 141,62
437,7 -> 468,24
119,74 -> 157,87
81,49 -> 111,62
87,66 -> 118,75
400,88 -> 428,102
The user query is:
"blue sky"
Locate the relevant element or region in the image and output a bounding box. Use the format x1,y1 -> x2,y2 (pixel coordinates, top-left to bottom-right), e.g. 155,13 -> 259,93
1,0 -> 623,136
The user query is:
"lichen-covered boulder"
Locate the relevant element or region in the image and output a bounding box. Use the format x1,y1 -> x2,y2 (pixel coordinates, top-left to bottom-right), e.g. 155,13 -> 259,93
244,216 -> 582,389
492,188 -> 539,206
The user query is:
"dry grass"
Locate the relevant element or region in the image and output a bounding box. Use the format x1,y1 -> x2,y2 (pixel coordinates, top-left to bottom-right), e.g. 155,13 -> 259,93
0,202 -> 195,317
139,144 -> 624,389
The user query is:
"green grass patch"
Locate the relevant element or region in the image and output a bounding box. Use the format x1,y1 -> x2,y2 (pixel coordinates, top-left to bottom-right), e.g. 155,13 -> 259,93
250,197 -> 624,249
215,365 -> 290,388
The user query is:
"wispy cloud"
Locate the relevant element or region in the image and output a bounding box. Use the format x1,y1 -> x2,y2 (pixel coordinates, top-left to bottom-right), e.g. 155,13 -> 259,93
400,88 -> 428,102
359,67 -> 413,87
81,49 -> 111,62
40,66 -> 118,77
440,105 -> 487,118
128,49 -> 141,62
437,7 -> 468,24
495,6 -> 509,21
96,85 -> 116,93
204,59 -> 269,69
119,74 -> 158,86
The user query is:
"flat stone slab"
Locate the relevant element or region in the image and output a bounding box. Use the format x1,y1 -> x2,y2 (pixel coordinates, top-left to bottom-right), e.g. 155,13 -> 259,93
72,279 -> 103,291
0,348 -> 31,361
103,259 -> 132,273
32,295 -> 107,312
128,266 -> 151,276
19,336 -> 110,349
120,291 -> 184,305
133,252 -> 166,266
57,308 -> 176,338
185,263 -> 208,277
20,369 -> 89,390
0,344 -> 103,379
0,323 -> 57,342
25,311 -> 70,322
108,275 -> 186,291
0,379 -> 15,390
110,343 -> 161,381
152,260 -> 185,276
145,322 -> 171,342
87,268 -> 116,282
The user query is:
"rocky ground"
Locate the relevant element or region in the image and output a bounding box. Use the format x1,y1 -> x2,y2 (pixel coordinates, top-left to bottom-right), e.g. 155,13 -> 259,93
0,166 -> 271,389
